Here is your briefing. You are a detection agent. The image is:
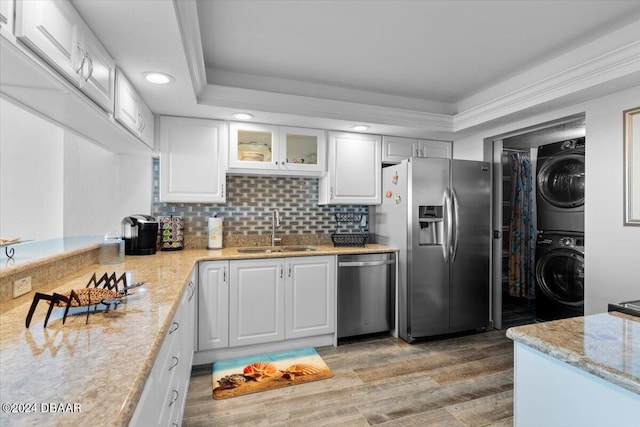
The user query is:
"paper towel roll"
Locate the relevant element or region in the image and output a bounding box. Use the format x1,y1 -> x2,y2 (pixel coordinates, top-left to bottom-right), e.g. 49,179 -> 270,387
208,217 -> 223,249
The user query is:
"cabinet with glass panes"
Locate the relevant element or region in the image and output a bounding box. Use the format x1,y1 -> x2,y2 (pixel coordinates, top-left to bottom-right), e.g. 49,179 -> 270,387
229,123 -> 325,175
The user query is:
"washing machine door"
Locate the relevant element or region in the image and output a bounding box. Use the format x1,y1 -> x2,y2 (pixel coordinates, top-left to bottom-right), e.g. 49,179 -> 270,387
537,153 -> 585,208
536,249 -> 584,307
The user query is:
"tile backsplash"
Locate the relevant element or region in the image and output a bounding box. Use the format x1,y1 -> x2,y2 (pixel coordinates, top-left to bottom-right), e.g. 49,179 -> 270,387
151,160 -> 368,247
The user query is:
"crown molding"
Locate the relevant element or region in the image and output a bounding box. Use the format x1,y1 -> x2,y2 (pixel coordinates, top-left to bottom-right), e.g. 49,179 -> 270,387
453,39 -> 640,132
172,0 -> 206,97
198,84 -> 453,132
177,5 -> 640,135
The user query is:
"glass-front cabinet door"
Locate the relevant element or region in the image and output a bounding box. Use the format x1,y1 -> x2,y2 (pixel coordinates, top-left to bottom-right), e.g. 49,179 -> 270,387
229,123 -> 325,175
280,126 -> 325,173
229,122 -> 280,170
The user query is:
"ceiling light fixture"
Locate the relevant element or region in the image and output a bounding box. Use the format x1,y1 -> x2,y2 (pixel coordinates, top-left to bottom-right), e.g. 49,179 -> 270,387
351,125 -> 370,131
143,72 -> 175,85
232,113 -> 255,120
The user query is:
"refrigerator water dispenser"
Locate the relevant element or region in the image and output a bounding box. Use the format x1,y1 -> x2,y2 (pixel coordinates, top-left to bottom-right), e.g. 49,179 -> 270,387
418,205 -> 443,245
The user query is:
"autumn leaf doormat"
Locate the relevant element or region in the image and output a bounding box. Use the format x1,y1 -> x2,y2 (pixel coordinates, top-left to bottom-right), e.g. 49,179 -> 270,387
212,347 -> 333,399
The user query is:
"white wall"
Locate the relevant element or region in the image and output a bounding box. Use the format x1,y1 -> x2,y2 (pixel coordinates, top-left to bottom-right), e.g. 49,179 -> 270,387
63,132 -> 120,236
1,100 -> 153,240
453,86 -> 640,314
0,99 -> 64,240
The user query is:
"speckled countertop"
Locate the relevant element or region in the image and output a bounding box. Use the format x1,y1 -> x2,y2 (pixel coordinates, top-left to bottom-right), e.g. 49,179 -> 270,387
0,244 -> 396,426
507,311 -> 640,395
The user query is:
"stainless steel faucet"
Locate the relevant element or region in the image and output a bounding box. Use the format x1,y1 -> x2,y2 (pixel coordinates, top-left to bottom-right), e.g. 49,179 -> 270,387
271,209 -> 281,246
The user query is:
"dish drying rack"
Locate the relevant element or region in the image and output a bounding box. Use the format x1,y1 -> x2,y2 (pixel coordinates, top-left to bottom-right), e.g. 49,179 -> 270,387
331,213 -> 368,247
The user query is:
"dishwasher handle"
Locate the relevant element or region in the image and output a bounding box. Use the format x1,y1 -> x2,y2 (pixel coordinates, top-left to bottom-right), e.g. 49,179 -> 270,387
338,260 -> 395,267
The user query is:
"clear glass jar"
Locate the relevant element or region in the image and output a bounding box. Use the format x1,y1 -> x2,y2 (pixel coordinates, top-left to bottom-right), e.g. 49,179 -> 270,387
99,231 -> 124,264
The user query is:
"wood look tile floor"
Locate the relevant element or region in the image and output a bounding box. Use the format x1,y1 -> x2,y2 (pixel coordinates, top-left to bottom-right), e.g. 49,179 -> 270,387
183,329 -> 514,426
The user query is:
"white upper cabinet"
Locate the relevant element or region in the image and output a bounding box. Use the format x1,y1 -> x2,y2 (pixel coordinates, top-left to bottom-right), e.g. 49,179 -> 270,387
419,139 -> 452,159
319,131 -> 381,205
15,0 -> 80,82
159,116 -> 227,203
75,23 -> 115,113
279,126 -> 326,173
115,69 -> 154,148
229,123 -> 326,175
382,135 -> 452,163
0,0 -> 14,35
15,0 -> 115,113
229,122 -> 279,170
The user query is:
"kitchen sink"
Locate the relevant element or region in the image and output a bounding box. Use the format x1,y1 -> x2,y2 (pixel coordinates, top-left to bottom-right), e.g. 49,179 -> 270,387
236,248 -> 283,253
281,246 -> 316,252
236,246 -> 316,254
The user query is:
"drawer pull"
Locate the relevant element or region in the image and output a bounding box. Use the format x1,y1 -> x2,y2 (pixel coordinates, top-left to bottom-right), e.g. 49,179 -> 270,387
188,281 -> 195,302
169,389 -> 179,406
170,322 -> 179,334
169,356 -> 179,371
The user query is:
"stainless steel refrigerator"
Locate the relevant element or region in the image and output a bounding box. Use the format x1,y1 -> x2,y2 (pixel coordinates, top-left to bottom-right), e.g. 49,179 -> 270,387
375,157 -> 491,342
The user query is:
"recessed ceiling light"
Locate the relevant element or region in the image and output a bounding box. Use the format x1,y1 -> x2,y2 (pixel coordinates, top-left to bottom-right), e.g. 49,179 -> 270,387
351,125 -> 370,131
143,72 -> 175,85
232,113 -> 255,120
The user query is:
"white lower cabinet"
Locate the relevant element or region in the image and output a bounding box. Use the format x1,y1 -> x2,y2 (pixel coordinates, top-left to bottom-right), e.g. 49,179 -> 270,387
197,256 -> 336,354
130,270 -> 197,426
285,256 -> 335,339
229,259 -> 285,347
198,261 -> 229,350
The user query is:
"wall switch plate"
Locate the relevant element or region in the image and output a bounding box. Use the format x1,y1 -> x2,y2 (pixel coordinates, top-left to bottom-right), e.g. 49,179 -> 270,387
13,276 -> 32,298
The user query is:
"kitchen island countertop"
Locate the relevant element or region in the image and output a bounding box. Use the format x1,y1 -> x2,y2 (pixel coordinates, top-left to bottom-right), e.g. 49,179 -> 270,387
0,244 -> 396,426
507,311 -> 640,395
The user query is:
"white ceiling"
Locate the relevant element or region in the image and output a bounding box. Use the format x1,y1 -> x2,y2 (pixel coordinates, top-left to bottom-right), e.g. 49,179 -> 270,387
72,0 -> 640,139
198,0 -> 640,103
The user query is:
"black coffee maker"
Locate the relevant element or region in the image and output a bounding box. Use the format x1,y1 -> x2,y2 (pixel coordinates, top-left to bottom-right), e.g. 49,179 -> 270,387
122,215 -> 158,255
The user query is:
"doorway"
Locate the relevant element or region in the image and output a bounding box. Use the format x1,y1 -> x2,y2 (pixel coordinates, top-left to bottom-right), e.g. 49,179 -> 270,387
488,114 -> 586,329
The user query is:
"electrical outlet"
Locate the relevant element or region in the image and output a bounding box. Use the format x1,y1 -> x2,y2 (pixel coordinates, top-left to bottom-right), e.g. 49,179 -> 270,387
13,276 -> 32,298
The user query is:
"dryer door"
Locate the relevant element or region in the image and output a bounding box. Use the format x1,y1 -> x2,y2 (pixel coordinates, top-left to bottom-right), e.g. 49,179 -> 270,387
537,153 -> 585,208
535,249 -> 584,307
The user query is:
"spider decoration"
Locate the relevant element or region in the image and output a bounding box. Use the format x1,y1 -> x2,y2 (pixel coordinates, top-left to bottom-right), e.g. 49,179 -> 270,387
25,272 -> 144,328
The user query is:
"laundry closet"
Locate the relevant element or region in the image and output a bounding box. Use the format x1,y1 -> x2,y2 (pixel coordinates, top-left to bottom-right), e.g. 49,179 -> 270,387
492,115 -> 586,329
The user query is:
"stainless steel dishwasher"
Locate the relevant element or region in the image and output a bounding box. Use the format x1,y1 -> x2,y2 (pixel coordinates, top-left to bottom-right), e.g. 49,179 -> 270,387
337,253 -> 395,338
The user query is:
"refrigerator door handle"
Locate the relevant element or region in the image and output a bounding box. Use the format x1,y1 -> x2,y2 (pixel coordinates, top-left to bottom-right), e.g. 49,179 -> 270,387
451,187 -> 460,263
444,189 -> 452,262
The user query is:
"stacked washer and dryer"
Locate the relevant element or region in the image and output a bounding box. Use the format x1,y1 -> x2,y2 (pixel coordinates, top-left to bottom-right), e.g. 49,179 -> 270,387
535,137 -> 585,320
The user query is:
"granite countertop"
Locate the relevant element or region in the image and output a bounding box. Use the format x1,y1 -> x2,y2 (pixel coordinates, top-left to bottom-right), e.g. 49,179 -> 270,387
507,311 -> 640,395
0,236 -> 103,275
0,244 -> 396,426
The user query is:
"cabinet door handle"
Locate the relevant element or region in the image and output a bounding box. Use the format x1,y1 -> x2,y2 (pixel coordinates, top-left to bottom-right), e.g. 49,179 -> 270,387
223,266 -> 226,282
74,43 -> 86,73
169,356 -> 179,371
221,183 -> 224,198
170,321 -> 179,334
288,265 -> 292,277
138,113 -> 145,132
188,281 -> 195,302
169,389 -> 179,406
280,264 -> 283,279
83,54 -> 93,82
330,187 -> 334,199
